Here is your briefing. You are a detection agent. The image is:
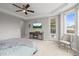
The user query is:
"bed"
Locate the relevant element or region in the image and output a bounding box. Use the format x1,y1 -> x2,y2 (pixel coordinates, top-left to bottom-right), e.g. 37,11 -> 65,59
0,38 -> 37,56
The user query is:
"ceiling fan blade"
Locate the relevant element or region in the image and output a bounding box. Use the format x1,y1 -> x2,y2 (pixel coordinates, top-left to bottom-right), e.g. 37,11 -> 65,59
16,10 -> 22,12
27,10 -> 34,13
12,4 -> 22,9
22,5 -> 26,8
25,12 -> 27,15
25,4 -> 30,9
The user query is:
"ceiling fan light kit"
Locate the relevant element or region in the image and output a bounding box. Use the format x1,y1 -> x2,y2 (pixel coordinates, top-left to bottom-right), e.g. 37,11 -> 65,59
22,10 -> 26,12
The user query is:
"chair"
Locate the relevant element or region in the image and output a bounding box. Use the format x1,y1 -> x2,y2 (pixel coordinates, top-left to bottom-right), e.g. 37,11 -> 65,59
59,34 -> 72,52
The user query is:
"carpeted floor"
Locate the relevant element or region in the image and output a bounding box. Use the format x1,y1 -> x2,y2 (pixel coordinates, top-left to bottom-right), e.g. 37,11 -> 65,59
31,39 -> 74,56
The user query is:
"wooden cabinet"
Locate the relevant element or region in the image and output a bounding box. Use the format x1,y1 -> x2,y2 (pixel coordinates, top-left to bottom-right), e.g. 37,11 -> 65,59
29,32 -> 43,40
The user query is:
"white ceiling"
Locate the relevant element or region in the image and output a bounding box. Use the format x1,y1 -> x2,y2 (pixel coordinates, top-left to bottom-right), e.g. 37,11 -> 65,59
0,3 -> 77,20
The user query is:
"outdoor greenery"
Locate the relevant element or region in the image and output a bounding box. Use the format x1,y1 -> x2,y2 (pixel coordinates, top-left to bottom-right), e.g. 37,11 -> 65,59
67,30 -> 75,33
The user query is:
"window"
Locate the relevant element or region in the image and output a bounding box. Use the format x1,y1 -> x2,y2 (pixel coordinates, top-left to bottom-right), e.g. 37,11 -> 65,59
50,19 -> 56,34
64,10 -> 76,34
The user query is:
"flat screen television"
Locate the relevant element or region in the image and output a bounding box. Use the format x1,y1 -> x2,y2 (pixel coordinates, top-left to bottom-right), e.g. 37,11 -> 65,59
33,23 -> 42,28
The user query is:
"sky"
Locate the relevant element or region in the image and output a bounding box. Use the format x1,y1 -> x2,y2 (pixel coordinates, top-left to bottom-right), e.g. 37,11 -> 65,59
66,12 -> 76,26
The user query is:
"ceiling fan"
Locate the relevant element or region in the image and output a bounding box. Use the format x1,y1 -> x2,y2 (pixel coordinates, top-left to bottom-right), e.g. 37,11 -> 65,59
12,4 -> 34,15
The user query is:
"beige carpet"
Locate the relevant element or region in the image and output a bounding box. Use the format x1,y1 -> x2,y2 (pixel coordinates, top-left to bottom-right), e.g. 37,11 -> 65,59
31,39 -> 73,56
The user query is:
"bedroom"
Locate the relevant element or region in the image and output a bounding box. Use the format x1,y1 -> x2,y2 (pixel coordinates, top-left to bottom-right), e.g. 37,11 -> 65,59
0,3 -> 79,56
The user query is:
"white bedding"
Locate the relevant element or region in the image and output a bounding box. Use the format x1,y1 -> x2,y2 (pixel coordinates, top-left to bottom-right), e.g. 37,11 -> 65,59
0,46 -> 36,56
0,38 -> 37,56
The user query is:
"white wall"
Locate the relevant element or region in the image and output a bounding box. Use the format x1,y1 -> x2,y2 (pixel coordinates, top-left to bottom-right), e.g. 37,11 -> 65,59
0,12 -> 23,40
25,18 -> 51,40
56,15 -> 61,41
21,20 -> 26,38
60,13 -> 65,38
76,8 -> 79,51
78,9 -> 79,36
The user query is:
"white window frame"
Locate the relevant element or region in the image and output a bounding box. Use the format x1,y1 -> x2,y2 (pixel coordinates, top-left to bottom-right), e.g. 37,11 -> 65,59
64,8 -> 76,35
